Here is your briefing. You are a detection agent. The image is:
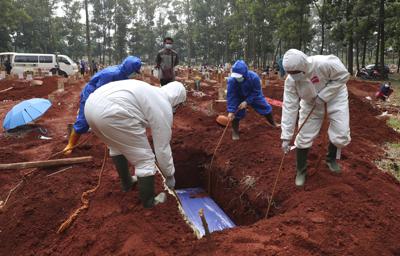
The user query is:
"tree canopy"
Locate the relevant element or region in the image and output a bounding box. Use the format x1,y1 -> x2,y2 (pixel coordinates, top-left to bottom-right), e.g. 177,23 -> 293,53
0,0 -> 398,73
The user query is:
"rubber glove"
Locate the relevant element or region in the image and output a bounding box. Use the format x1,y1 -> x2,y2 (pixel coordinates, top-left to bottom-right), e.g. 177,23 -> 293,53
227,112 -> 235,121
63,129 -> 81,155
238,101 -> 247,110
165,175 -> 175,189
281,140 -> 290,154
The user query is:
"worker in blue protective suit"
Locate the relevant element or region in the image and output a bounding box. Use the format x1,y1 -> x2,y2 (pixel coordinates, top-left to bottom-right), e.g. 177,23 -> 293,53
227,60 -> 278,140
63,56 -> 142,155
63,56 -> 142,194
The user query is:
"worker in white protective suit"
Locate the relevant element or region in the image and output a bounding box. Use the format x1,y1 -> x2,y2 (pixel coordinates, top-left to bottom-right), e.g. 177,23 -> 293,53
84,80 -> 186,208
281,49 -> 351,187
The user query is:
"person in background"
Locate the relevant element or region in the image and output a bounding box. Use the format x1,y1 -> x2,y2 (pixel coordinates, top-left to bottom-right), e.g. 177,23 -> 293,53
80,60 -> 86,76
375,82 -> 393,101
4,58 -> 12,75
281,49 -> 351,187
278,57 -> 286,79
227,60 -> 278,140
155,37 -> 179,86
92,60 -> 98,75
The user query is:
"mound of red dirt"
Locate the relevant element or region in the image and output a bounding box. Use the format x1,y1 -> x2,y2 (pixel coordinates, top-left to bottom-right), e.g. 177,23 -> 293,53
0,76 -> 62,101
0,75 -> 399,256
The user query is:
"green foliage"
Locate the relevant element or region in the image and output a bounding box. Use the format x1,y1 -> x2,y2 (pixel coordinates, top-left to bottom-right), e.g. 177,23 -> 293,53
0,0 -> 399,68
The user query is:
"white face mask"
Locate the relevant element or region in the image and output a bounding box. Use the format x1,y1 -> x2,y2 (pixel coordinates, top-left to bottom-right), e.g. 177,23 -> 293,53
235,77 -> 244,83
290,72 -> 305,81
128,72 -> 137,79
165,44 -> 173,49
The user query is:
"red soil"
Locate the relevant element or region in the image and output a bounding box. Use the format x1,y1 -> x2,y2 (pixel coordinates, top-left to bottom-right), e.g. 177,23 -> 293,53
0,75 -> 399,256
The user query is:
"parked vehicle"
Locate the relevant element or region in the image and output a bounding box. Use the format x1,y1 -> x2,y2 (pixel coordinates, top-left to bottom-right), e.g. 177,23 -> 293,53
0,52 -> 79,77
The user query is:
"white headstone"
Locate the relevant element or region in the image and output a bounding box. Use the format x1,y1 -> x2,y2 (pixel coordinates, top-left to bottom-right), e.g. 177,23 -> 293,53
26,74 -> 33,81
18,73 -> 24,79
48,72 -> 53,77
0,71 -> 5,80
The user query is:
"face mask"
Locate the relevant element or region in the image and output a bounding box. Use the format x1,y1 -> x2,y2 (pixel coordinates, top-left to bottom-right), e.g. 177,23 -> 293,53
165,44 -> 173,49
290,72 -> 305,81
235,77 -> 244,83
128,72 -> 137,79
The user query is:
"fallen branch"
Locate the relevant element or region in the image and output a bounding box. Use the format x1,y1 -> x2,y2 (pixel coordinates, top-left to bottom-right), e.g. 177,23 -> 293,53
0,156 -> 93,170
0,180 -> 23,212
0,87 -> 13,93
46,166 -> 73,177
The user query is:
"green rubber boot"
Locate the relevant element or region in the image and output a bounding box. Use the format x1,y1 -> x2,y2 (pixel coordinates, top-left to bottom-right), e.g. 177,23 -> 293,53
264,112 -> 278,127
232,118 -> 240,140
296,148 -> 309,187
112,155 -> 137,192
138,176 -> 166,208
326,143 -> 341,173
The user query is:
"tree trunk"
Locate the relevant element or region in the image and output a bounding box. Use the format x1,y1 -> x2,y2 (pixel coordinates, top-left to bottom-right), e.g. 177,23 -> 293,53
347,38 -> 353,74
362,37 -> 367,67
375,25 -> 380,67
397,49 -> 400,73
186,0 -> 192,66
355,40 -> 360,72
379,0 -> 385,75
320,21 -> 325,54
298,12 -> 304,50
346,0 -> 354,74
84,0 -> 92,67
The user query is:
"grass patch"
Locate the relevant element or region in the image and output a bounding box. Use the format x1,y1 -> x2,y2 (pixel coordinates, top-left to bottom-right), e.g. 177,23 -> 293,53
387,117 -> 400,132
376,143 -> 400,181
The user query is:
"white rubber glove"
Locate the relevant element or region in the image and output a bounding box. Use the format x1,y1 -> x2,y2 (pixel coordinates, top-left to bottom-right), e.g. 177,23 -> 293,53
238,101 -> 247,110
281,140 -> 290,154
228,112 -> 235,121
165,176 -> 175,189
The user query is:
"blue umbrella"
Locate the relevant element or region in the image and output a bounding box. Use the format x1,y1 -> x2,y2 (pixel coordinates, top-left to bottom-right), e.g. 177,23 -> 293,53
3,98 -> 52,131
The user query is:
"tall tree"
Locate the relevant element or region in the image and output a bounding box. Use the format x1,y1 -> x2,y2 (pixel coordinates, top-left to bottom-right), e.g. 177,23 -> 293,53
84,0 -> 92,66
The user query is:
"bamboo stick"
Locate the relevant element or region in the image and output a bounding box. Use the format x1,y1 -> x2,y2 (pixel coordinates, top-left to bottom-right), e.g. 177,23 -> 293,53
0,156 -> 93,170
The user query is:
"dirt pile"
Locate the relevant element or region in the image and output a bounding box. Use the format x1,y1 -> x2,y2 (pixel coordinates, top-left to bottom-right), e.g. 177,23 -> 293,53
0,76 -> 61,101
0,74 -> 399,256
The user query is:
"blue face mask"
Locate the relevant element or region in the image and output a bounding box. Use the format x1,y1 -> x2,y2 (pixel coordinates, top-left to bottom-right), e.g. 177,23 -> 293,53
235,77 -> 244,83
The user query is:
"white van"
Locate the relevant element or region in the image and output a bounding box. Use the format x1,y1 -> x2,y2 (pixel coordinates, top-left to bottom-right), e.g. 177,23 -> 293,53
0,52 -> 79,77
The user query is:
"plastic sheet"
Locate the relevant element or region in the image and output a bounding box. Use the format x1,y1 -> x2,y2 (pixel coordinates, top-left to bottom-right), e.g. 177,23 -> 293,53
176,187 -> 236,237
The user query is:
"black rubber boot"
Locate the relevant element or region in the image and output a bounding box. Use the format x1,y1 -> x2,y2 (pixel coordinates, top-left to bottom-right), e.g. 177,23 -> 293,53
264,111 -> 278,127
296,148 -> 309,187
138,176 -> 166,208
326,143 -> 341,173
111,155 -> 136,192
232,118 -> 240,140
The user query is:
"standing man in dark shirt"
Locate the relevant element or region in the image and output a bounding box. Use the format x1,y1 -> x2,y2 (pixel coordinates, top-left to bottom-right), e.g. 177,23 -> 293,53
155,37 -> 179,86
